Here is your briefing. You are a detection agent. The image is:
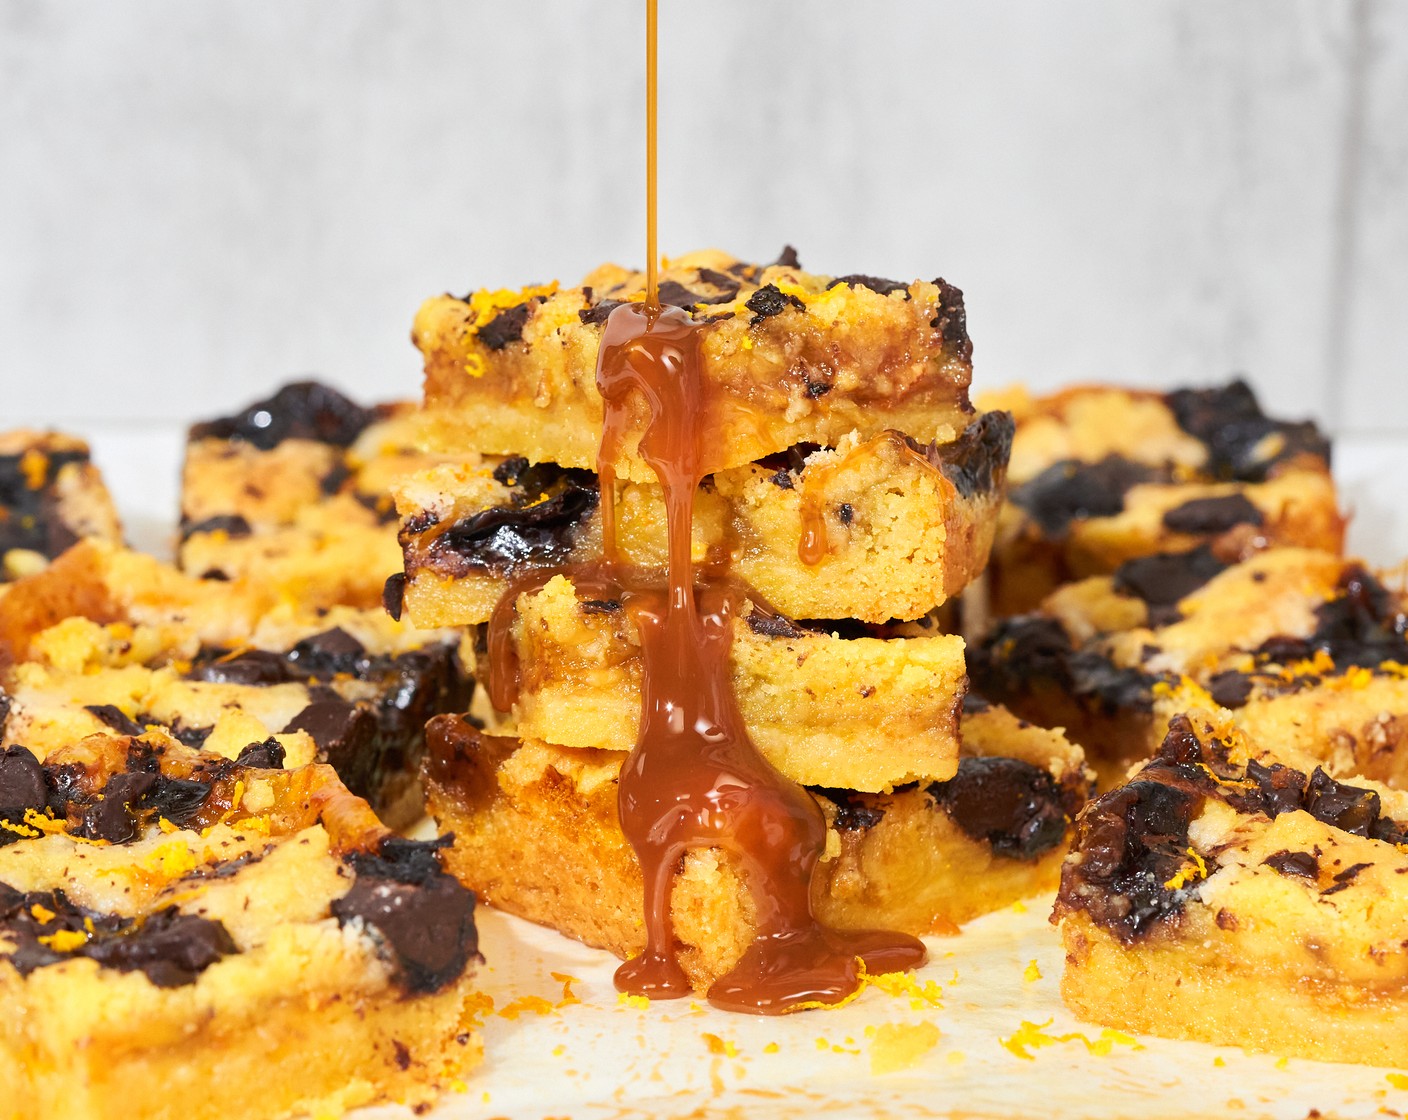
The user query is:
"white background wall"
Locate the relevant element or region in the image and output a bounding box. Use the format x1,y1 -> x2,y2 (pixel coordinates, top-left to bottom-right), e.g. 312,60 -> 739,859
1,0 -> 1405,436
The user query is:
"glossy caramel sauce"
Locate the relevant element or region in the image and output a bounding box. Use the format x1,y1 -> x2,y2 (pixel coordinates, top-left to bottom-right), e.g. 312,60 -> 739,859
486,0 -> 925,1012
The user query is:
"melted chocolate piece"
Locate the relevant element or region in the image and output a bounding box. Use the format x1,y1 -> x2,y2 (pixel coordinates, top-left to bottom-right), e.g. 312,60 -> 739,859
283,700 -> 378,795
382,571 -> 406,621
1262,850 -> 1319,879
235,739 -> 286,769
746,613 -> 805,640
83,906 -> 238,987
929,279 -> 972,361
79,770 -> 158,844
1112,545 -> 1228,617
928,757 -> 1068,860
287,627 -> 369,679
189,381 -> 377,451
146,775 -> 214,827
1304,769 -> 1381,837
1206,670 -> 1254,709
1009,456 -> 1162,537
826,275 -> 908,296
180,514 -> 253,542
654,280 -> 735,311
1056,776 -> 1203,941
1162,493 -> 1264,535
84,704 -> 145,737
1166,380 -> 1330,482
744,284 -> 804,322
188,649 -> 292,686
0,746 -> 47,847
924,411 -> 1015,500
424,466 -> 599,577
333,838 -> 478,994
771,246 -> 801,269
477,301 -> 535,350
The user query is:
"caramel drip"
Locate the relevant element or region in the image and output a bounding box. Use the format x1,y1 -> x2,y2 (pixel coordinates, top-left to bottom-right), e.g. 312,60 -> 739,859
797,500 -> 828,566
644,0 -> 659,310
595,302 -> 925,1012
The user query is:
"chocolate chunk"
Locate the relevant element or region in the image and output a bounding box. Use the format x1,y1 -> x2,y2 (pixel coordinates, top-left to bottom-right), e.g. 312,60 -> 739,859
1056,776 -> 1203,941
837,502 -> 854,525
426,468 -> 598,577
1009,456 -> 1162,537
333,837 -> 478,993
1206,670 -> 1254,709
826,274 -> 909,296
771,246 -> 801,269
234,739 -> 287,770
382,571 -> 406,622
84,705 -> 145,737
146,776 -> 213,827
1166,380 -> 1330,482
769,468 -> 794,490
83,906 -> 237,987
319,460 -> 353,497
1239,758 -> 1307,819
180,514 -> 253,542
810,787 -> 885,831
287,627 -> 368,679
168,723 -> 213,749
929,278 -> 972,361
0,448 -> 91,557
79,771 -> 158,844
579,299 -> 626,326
189,381 -> 377,451
0,747 -> 47,846
961,692 -> 992,715
916,411 -> 1014,500
283,700 -> 379,798
746,613 -> 805,640
928,757 -> 1068,860
492,456 -> 530,486
188,649 -> 292,686
580,598 -> 622,615
1304,768 -> 1381,837
1112,546 -> 1228,616
744,284 -> 805,322
1162,493 -> 1264,535
654,280 -> 735,311
1262,850 -> 1319,879
477,301 -> 534,350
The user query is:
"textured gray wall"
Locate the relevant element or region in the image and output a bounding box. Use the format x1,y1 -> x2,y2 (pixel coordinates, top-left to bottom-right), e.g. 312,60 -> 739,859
1,0 -> 1404,431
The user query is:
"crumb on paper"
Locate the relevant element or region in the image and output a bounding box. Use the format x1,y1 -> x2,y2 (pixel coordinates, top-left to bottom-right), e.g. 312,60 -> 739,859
868,1021 -> 941,1075
999,1019 -> 1143,1061
763,1042 -> 779,1054
618,992 -> 651,1010
946,1050 -> 966,1066
552,1044 -> 566,1058
1388,1074 -> 1408,1090
1214,1056 -> 1226,1067
1023,960 -> 1041,983
1011,900 -> 1028,914
498,995 -> 556,1019
550,971 -> 581,1007
867,970 -> 944,1010
702,1033 -> 738,1058
1275,1057 -> 1289,1070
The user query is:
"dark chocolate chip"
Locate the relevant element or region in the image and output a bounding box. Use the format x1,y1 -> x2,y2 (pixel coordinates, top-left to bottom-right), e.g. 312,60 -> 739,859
1112,545 -> 1228,615
1304,768 -> 1381,837
189,381 -> 376,451
492,456 -> 530,486
188,649 -> 292,686
180,514 -> 253,542
746,614 -> 805,640
0,746 -> 47,845
744,284 -> 804,322
826,274 -> 909,296
809,788 -> 885,831
145,776 -> 213,828
234,739 -> 287,770
1206,670 -> 1255,709
383,572 -> 406,622
654,280 -> 735,311
837,502 -> 854,526
913,411 -> 1014,500
476,301 -> 534,350
286,628 -> 368,679
83,705 -> 145,737
1162,493 -> 1265,535
928,756 -> 1068,860
1009,456 -> 1162,538
929,278 -> 972,361
1166,379 -> 1330,482
771,246 -> 801,269
78,771 -> 158,844
83,906 -> 237,987
1262,850 -> 1319,878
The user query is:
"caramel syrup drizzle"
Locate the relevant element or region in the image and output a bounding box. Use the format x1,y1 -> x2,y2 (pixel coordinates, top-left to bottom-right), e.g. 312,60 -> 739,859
487,0 -> 925,1013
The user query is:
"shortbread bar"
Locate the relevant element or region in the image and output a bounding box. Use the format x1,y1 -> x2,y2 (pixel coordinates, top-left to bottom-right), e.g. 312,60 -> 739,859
180,381 -> 445,609
485,572 -> 968,791
424,702 -> 1089,992
1056,708 -> 1408,1066
978,381 -> 1342,615
413,249 -> 977,482
393,412 -> 1012,627
0,729 -> 481,1119
1,430 -> 122,582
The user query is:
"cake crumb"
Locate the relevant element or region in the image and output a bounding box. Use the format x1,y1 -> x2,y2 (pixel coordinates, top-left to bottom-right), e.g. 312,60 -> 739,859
869,1021 -> 941,1074
1023,960 -> 1041,983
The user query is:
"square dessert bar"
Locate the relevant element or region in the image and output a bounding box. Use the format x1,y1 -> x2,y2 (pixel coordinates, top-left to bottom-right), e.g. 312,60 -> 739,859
413,248 -> 977,482
0,541 -> 472,827
978,381 -> 1343,616
972,548 -> 1407,785
424,702 -> 1089,993
392,413 -> 1012,628
1,430 -> 122,583
0,730 -> 480,1119
484,572 -> 969,792
1056,708 -> 1408,1066
180,381 -> 447,610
